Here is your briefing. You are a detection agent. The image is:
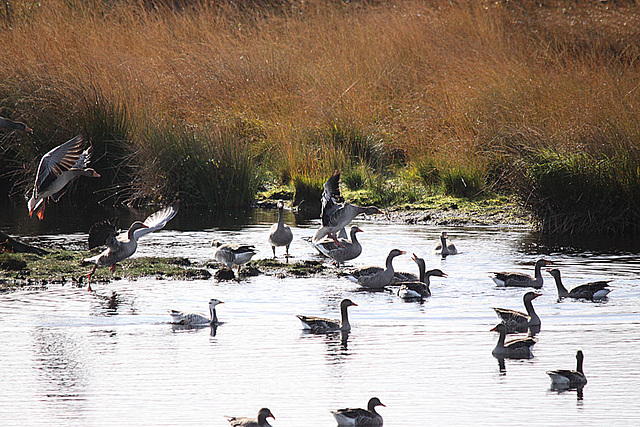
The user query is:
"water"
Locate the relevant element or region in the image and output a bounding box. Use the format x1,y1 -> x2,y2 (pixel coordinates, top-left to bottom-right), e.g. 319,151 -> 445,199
1,207 -> 639,426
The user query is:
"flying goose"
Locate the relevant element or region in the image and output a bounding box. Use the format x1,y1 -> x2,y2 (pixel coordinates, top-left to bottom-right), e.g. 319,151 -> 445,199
547,269 -> 612,301
490,323 -> 537,359
397,253 -> 447,299
491,259 -> 550,288
493,291 -> 542,335
315,225 -> 363,266
546,350 -> 588,390
297,298 -> 357,333
27,135 -> 100,220
225,408 -> 275,427
0,116 -> 32,132
346,249 -> 406,290
434,231 -> 457,256
331,397 -> 385,427
169,298 -> 224,325
268,200 -> 293,259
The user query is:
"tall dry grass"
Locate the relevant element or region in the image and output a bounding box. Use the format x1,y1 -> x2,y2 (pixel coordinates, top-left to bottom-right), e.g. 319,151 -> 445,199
1,0 -> 640,230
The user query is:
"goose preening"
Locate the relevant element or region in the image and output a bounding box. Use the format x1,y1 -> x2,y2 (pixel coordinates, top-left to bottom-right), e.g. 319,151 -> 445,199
434,231 -> 457,256
297,298 -> 357,333
83,202 -> 179,282
331,397 -> 385,427
547,350 -> 588,390
226,407 -> 275,427
315,225 -> 363,266
0,116 -> 32,132
397,253 -> 447,299
491,259 -> 550,288
213,242 -> 257,274
268,200 -> 293,259
493,291 -> 541,335
313,170 -> 382,245
169,298 -> 224,325
490,323 -> 537,359
547,269 -> 612,301
346,249 -> 406,290
27,135 -> 100,220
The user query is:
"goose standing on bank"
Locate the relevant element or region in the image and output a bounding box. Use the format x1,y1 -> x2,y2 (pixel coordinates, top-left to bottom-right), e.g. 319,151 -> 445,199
268,200 -> 293,259
397,254 -> 447,299
313,170 -> 382,245
490,323 -> 537,359
84,202 -> 179,282
346,249 -> 406,290
169,298 -> 224,325
297,298 -> 357,333
547,350 -> 588,390
213,241 -> 257,275
547,269 -> 612,301
225,407 -> 275,427
316,225 -> 363,266
434,231 -> 457,256
0,116 -> 32,132
493,291 -> 542,335
331,397 -> 385,427
27,135 -> 100,220
491,259 -> 550,288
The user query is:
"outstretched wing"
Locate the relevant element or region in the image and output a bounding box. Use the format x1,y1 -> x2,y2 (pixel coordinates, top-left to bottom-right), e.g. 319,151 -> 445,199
321,170 -> 342,226
34,135 -> 87,193
88,219 -> 118,250
133,202 -> 179,240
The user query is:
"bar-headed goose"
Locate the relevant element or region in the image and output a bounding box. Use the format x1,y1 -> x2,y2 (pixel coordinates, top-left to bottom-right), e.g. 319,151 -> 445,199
169,298 -> 224,325
331,397 -> 385,427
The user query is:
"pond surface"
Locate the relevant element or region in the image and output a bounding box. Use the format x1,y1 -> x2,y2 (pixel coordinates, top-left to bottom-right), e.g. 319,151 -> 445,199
1,206 -> 639,426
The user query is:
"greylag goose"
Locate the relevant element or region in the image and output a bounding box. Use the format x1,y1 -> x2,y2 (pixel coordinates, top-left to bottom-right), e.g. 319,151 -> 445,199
434,231 -> 457,256
0,116 -> 32,132
84,202 -> 179,281
493,291 -> 541,335
27,135 -> 100,220
491,323 -> 537,359
491,259 -> 550,288
313,170 -> 382,244
297,298 -> 357,333
397,253 -> 447,299
213,242 -> 257,274
547,350 -> 588,390
226,408 -> 275,427
547,269 -> 612,301
268,200 -> 293,259
346,249 -> 406,290
169,298 -> 223,325
331,397 -> 385,427
315,225 -> 363,266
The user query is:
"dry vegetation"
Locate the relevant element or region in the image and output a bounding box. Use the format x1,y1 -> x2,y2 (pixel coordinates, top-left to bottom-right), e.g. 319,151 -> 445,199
1,0 -> 640,234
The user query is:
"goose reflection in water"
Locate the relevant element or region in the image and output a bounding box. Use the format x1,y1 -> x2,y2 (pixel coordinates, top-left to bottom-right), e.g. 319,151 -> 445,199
171,322 -> 220,337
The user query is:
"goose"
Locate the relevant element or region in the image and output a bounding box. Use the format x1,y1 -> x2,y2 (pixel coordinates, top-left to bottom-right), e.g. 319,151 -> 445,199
268,200 -> 293,259
434,231 -> 457,256
169,298 -> 224,325
297,298 -> 357,333
347,265 -> 417,284
490,323 -> 537,359
491,259 -> 550,288
397,253 -> 447,299
547,269 -> 612,301
27,135 -> 100,220
213,241 -> 257,274
313,170 -> 382,244
493,291 -> 541,335
547,350 -> 588,390
331,397 -> 385,427
83,202 -> 179,281
0,116 -> 32,132
226,408 -> 275,427
346,249 -> 405,290
315,225 -> 363,266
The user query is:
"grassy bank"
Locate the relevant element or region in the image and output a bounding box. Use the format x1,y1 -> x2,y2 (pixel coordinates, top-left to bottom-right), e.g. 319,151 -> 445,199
1,1 -> 640,234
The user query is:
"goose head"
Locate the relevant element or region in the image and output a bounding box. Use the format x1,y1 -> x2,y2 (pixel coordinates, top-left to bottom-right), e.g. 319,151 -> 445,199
367,397 -> 386,411
426,268 -> 448,278
209,298 -> 224,308
524,291 -> 542,302
389,249 -> 406,258
257,408 -> 275,423
340,299 -> 358,309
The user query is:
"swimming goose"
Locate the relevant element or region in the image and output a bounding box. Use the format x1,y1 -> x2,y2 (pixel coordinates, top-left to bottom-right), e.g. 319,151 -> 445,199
213,242 -> 257,274
397,253 -> 447,299
84,202 -> 179,281
268,200 -> 293,259
346,249 -> 405,290
169,298 -> 223,325
27,135 -> 100,220
315,225 -> 363,266
297,298 -> 357,333
546,350 -> 588,390
547,269 -> 612,301
331,397 -> 385,427
491,323 -> 537,359
434,231 -> 457,256
493,291 -> 541,335
313,170 -> 382,244
491,259 -> 550,288
0,116 -> 32,132
226,408 -> 275,427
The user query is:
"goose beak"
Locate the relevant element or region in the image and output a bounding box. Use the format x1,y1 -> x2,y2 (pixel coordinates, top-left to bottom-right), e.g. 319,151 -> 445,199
490,325 -> 499,332
411,253 -> 418,261
93,171 -> 101,178
26,126 -> 33,133
533,292 -> 542,298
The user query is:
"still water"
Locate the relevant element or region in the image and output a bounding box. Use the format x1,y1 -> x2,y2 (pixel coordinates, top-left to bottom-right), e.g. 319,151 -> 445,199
1,207 -> 639,426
